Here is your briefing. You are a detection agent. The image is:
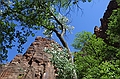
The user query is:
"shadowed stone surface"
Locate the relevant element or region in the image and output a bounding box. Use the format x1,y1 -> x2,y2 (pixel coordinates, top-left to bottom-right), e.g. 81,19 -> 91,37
94,0 -> 119,45
0,36 -> 59,79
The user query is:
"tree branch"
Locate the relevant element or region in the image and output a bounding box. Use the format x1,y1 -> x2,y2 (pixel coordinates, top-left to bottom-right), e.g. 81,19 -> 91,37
42,25 -> 71,56
50,12 -> 66,36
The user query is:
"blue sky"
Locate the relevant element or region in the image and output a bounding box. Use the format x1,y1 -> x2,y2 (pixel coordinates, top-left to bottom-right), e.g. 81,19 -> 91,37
8,0 -> 110,62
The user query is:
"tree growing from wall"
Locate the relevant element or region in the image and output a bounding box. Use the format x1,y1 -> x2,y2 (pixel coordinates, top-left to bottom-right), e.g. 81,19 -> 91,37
72,1 -> 120,78
0,0 -> 92,79
0,0 -> 91,62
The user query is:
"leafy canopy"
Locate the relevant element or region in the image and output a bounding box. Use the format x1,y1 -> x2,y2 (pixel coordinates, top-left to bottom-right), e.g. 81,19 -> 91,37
72,2 -> 120,78
0,0 -> 91,62
73,31 -> 120,79
106,7 -> 120,46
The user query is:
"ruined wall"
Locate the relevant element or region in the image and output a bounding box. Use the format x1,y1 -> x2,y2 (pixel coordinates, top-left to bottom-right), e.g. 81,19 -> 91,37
0,0 -> 119,79
0,36 -> 59,79
94,0 -> 119,44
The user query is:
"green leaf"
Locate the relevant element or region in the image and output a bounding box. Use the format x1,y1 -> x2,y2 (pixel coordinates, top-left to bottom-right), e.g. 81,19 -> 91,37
31,33 -> 35,37
88,0 -> 92,2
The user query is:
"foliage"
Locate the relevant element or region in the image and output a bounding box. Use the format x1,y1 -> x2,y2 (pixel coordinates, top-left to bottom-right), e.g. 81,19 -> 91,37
17,74 -> 24,79
44,43 -> 75,79
116,0 -> 120,4
73,31 -> 120,79
106,7 -> 120,45
0,0 -> 91,62
82,60 -> 120,79
72,31 -> 92,50
73,3 -> 120,78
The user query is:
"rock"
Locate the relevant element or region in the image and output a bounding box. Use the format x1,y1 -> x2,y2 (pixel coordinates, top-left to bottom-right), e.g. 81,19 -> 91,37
94,0 -> 119,46
0,36 -> 58,79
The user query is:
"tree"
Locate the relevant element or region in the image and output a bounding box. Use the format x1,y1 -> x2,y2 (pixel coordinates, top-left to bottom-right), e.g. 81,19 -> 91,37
0,0 -> 91,62
72,31 -> 120,79
72,1 -> 120,78
0,0 -> 92,79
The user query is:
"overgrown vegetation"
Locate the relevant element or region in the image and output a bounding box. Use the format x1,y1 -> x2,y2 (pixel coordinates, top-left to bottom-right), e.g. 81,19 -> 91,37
0,0 -> 91,63
0,1 -> 91,79
72,32 -> 120,79
45,43 -> 75,79
72,1 -> 120,78
1,0 -> 120,79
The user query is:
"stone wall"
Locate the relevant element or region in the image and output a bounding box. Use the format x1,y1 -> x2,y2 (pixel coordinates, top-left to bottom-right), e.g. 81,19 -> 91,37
0,0 -> 118,79
94,0 -> 119,44
0,36 -> 59,79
